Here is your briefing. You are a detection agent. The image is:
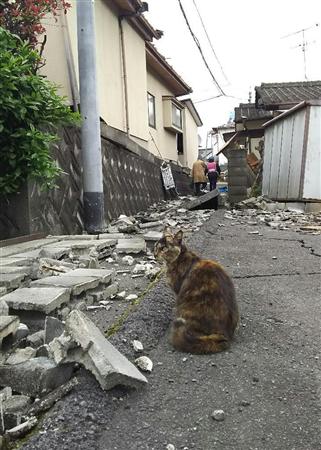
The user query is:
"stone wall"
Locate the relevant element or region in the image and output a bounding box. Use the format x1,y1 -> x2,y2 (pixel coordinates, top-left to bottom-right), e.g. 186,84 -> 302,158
0,125 -> 193,240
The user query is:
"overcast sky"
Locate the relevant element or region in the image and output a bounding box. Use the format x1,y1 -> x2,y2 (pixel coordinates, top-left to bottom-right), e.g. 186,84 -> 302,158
145,0 -> 321,146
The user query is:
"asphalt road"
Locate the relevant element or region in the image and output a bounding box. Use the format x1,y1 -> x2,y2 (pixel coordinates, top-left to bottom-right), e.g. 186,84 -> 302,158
22,209 -> 321,450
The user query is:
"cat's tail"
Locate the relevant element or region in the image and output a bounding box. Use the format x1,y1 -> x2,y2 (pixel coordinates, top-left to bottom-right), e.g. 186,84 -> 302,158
171,318 -> 230,354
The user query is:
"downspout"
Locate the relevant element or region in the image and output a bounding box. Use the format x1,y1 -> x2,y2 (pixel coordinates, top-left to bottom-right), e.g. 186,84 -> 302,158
61,10 -> 80,112
119,17 -> 130,136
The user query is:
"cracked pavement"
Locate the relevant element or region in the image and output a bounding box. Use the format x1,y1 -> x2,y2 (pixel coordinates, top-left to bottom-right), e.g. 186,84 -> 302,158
22,209 -> 321,450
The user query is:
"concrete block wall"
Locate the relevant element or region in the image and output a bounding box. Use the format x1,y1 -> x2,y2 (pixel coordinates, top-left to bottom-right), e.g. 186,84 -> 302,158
226,149 -> 248,204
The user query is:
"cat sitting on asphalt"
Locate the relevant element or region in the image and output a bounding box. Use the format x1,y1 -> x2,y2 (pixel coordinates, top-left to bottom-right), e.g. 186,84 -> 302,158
154,227 -> 239,354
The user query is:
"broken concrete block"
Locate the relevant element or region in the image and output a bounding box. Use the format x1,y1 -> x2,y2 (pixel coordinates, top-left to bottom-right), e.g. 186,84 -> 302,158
45,316 -> 65,344
2,394 -> 32,430
6,347 -> 36,365
87,283 -> 119,303
27,377 -> 78,416
135,356 -> 153,373
2,287 -> 70,314
122,255 -> 135,266
5,416 -> 38,439
0,273 -> 28,290
0,316 -> 19,348
36,344 -> 50,358
186,189 -> 219,211
0,357 -> 74,397
0,387 -> 12,402
143,231 -> 162,242
139,221 -> 163,229
30,275 -> 99,296
60,268 -> 114,285
15,323 -> 29,341
50,311 -> 147,390
0,299 -> 9,315
39,245 -> 71,259
26,330 -> 45,348
116,238 -> 146,255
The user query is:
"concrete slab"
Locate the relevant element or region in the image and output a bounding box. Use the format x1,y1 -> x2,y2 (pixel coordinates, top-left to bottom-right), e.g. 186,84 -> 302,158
0,287 -> 7,298
0,238 -> 59,258
59,268 -> 114,285
2,287 -> 70,314
39,246 -> 71,259
0,272 -> 27,290
139,221 -> 163,229
0,299 -> 9,315
53,235 -> 99,241
50,310 -> 147,390
5,347 -> 36,365
143,231 -> 163,242
186,189 -> 219,211
116,238 -> 146,254
0,257 -> 34,267
0,316 -> 19,347
0,357 -> 74,397
98,233 -> 127,240
31,275 -> 99,296
0,266 -> 32,275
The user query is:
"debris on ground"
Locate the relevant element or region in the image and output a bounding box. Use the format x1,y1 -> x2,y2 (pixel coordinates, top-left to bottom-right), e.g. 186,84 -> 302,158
228,196 -> 321,234
0,195 -> 216,444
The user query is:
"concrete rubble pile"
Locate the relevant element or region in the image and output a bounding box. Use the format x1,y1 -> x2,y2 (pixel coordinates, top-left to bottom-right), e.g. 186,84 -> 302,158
228,196 -> 321,234
0,196 -> 213,444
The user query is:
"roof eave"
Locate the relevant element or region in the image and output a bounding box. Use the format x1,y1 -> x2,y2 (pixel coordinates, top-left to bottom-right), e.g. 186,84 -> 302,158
114,0 -> 161,41
181,99 -> 203,126
146,43 -> 192,96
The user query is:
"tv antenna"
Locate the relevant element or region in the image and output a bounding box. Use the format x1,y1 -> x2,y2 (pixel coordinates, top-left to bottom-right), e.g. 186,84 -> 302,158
281,23 -> 319,80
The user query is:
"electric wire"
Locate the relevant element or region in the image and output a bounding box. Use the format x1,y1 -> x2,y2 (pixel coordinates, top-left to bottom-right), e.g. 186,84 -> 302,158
192,0 -> 230,85
177,0 -> 225,96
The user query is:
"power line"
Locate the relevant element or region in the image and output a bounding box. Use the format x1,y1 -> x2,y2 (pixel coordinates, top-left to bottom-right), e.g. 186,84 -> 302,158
194,94 -> 243,104
192,0 -> 230,85
177,0 -> 225,96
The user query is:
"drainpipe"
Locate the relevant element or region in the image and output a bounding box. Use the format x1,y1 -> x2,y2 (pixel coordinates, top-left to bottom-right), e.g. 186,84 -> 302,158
61,10 -> 79,112
77,0 -> 105,233
119,17 -> 130,136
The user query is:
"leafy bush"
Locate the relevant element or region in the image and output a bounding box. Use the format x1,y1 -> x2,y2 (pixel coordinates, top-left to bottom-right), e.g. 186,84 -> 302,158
0,0 -> 71,48
0,27 -> 80,194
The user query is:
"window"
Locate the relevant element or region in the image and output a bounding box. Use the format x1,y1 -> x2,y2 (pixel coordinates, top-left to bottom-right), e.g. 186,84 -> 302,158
177,133 -> 184,154
147,93 -> 156,128
172,103 -> 182,129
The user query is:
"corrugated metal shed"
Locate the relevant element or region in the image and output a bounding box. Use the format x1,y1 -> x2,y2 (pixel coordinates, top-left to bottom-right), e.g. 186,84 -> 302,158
262,100 -> 321,201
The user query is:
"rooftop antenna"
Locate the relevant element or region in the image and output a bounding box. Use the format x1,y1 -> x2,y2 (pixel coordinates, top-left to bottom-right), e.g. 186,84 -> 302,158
281,23 -> 319,80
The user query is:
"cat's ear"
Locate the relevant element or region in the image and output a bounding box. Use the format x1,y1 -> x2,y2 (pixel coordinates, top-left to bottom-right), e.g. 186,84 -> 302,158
174,230 -> 183,245
163,226 -> 172,237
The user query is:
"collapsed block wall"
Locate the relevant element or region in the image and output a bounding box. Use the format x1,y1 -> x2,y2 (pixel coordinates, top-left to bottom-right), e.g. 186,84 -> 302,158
0,126 -> 192,240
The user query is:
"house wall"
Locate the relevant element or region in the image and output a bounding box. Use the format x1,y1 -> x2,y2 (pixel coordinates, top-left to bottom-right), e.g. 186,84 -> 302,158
39,4 -> 200,170
262,107 -> 321,201
146,69 -> 177,161
122,20 -> 149,142
181,108 -> 199,168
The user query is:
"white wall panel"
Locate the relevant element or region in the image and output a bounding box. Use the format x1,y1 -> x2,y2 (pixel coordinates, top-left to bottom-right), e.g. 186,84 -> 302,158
303,106 -> 321,199
287,109 -> 305,199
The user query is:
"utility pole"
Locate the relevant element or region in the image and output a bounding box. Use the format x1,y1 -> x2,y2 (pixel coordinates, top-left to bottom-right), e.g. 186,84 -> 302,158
77,0 -> 105,233
281,23 -> 319,80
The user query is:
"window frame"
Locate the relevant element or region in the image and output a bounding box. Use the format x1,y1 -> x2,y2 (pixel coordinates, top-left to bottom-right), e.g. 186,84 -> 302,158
147,92 -> 156,129
172,103 -> 182,130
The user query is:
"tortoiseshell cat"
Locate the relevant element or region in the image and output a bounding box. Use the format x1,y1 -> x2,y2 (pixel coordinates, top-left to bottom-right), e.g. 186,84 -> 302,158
154,228 -> 239,354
